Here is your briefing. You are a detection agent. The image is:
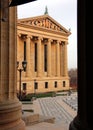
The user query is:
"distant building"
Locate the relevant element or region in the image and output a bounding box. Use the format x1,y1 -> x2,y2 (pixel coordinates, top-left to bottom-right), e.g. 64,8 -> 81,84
17,14 -> 71,95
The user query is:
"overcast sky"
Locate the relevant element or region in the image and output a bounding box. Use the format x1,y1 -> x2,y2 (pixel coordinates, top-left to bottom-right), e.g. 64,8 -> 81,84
17,0 -> 77,70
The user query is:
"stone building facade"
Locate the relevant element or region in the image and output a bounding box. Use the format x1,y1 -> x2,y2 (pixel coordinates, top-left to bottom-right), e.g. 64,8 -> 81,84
17,14 -> 71,95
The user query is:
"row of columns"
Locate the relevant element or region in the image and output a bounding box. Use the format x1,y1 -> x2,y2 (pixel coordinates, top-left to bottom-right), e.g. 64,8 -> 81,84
19,35 -> 68,78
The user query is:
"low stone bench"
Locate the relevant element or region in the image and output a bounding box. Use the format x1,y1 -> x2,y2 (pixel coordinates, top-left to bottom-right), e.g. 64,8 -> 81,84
39,115 -> 55,124
22,112 -> 55,126
22,112 -> 39,125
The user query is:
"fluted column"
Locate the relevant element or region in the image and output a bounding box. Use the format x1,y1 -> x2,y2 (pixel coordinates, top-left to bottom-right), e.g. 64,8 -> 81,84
37,37 -> 42,77
0,3 -> 25,130
63,42 -> 68,76
47,39 -> 52,77
60,43 -> 64,76
26,35 -> 31,77
56,40 -> 60,76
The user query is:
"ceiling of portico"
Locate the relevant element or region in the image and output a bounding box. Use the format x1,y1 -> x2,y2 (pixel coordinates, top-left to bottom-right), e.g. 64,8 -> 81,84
18,14 -> 71,36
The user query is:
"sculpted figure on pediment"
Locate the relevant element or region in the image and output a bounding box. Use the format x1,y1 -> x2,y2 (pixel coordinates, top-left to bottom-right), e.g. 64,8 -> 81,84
30,18 -> 61,31
18,16 -> 67,33
18,14 -> 70,34
45,19 -> 50,28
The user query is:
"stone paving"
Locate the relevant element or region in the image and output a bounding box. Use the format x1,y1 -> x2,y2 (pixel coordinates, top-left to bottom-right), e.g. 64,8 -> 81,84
22,92 -> 77,130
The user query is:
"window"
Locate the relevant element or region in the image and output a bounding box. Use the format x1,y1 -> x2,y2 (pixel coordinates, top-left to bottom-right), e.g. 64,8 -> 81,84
24,41 -> 26,61
54,81 -> 57,88
63,81 -> 65,87
34,82 -> 38,89
45,82 -> 48,88
44,44 -> 47,72
23,83 -> 26,90
35,43 -> 37,71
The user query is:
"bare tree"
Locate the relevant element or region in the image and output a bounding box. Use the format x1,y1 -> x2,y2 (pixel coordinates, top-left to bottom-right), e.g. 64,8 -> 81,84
68,68 -> 77,89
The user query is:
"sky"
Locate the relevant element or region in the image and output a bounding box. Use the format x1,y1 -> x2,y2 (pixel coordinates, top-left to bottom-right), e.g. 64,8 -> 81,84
17,0 -> 77,70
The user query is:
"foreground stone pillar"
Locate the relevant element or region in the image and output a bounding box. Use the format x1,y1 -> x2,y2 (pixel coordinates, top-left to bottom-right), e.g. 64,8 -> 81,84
69,0 -> 93,129
0,2 -> 25,130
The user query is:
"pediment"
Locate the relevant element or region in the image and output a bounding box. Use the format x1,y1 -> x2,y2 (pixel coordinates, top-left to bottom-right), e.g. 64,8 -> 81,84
18,15 -> 71,35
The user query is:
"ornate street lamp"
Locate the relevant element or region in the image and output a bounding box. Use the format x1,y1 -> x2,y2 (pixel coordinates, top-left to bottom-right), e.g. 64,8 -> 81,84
17,61 -> 27,101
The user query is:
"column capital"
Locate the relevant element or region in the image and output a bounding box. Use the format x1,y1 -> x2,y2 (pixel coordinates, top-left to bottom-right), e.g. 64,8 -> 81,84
17,33 -> 27,39
64,41 -> 68,45
26,35 -> 33,40
48,38 -> 53,43
17,33 -> 21,37
57,40 -> 61,44
61,41 -> 68,45
38,36 -> 43,41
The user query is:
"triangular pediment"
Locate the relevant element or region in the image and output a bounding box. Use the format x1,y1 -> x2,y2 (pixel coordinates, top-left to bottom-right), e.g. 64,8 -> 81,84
18,14 -> 71,35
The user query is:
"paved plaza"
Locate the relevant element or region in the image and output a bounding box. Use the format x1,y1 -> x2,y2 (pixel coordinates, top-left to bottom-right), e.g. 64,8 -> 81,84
22,92 -> 77,130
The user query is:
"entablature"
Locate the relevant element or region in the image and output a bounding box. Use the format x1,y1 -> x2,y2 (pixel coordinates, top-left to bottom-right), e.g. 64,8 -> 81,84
17,33 -> 68,45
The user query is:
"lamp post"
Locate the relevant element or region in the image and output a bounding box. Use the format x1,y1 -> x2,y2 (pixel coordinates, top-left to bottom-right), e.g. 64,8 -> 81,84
17,61 -> 27,101
68,86 -> 71,96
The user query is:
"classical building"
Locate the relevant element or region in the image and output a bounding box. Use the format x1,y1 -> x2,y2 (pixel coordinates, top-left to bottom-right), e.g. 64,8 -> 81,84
1,1 -> 93,130
17,13 -> 71,95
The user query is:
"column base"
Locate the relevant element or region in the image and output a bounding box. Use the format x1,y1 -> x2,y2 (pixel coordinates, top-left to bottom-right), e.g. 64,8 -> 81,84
0,100 -> 26,130
0,120 -> 25,130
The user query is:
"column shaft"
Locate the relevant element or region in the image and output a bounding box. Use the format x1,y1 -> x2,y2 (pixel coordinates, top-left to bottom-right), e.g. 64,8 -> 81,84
56,41 -> 60,76
63,42 -> 68,76
26,36 -> 31,77
47,39 -> 51,76
60,44 -> 64,76
0,1 -> 9,100
37,37 -> 42,77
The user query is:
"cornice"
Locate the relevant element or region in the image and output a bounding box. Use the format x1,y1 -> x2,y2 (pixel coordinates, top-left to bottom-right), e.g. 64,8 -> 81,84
17,22 -> 71,37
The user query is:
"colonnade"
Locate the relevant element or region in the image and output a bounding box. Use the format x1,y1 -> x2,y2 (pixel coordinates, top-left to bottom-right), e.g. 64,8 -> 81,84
18,35 -> 68,78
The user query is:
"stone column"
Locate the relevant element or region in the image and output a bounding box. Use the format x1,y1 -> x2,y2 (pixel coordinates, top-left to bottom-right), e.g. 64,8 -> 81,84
60,43 -> 64,76
0,3 -> 25,130
56,40 -> 60,76
37,37 -> 42,77
26,35 -> 31,77
63,42 -> 68,76
47,39 -> 52,77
